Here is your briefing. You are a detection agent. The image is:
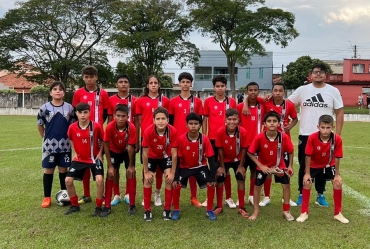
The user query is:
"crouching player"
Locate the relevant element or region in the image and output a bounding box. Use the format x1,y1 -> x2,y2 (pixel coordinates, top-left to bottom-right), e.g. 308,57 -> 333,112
142,107 -> 177,221
64,103 -> 105,216
103,104 -> 137,216
247,111 -> 294,221
296,115 -> 348,223
172,113 -> 217,221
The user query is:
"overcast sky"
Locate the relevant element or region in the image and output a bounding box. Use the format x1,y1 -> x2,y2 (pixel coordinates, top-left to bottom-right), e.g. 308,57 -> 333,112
1,0 -> 370,73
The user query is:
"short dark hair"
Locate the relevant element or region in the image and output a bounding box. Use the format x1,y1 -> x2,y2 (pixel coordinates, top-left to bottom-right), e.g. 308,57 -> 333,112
226,108 -> 238,118
186,112 -> 202,124
311,63 -> 328,73
318,114 -> 334,125
76,102 -> 90,112
212,75 -> 227,86
272,83 -> 286,91
178,72 -> 193,82
49,81 -> 65,92
246,82 -> 259,90
153,107 -> 169,119
264,111 -> 281,123
115,74 -> 130,83
82,65 -> 98,76
115,104 -> 128,114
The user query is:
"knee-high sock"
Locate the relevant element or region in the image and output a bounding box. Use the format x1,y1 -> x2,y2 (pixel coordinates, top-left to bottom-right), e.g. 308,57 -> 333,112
238,189 -> 245,209
164,188 -> 173,210
189,176 -> 197,199
128,178 -> 136,206
264,178 -> 272,197
333,189 -> 342,215
59,172 -> 67,190
104,179 -> 113,208
172,185 -> 181,211
301,188 -> 311,214
224,174 -> 232,199
206,185 -> 215,211
216,185 -> 224,208
43,173 -> 53,197
143,187 -> 152,211
249,179 -> 255,196
113,183 -> 120,196
155,167 -> 163,191
83,169 -> 91,197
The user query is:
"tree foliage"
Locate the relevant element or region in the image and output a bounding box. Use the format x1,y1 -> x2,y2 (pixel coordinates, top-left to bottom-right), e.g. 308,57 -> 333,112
30,85 -> 49,94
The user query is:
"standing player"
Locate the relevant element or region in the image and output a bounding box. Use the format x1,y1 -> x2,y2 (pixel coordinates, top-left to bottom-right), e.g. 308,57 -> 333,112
103,104 -> 137,216
64,103 -> 105,216
37,81 -> 74,208
202,75 -> 237,208
72,65 -> 109,205
296,115 -> 348,223
169,72 -> 203,208
247,111 -> 295,221
142,108 -> 177,221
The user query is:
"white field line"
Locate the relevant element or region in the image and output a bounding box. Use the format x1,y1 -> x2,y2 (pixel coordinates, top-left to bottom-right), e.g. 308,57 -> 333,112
0,147 -> 39,152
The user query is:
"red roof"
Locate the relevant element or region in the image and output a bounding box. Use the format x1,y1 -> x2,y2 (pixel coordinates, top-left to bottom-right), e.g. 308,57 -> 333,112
0,73 -> 38,93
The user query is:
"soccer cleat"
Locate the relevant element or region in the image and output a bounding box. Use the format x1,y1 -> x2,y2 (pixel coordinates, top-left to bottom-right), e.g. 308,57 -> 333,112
124,194 -> 130,205
259,197 -> 271,207
128,205 -> 137,215
213,206 -> 223,215
144,211 -> 152,221
248,196 -> 254,205
191,197 -> 202,208
172,210 -> 180,220
64,205 -> 80,215
201,199 -> 208,207
225,198 -> 237,209
315,194 -> 329,207
41,197 -> 51,208
206,210 -> 217,221
281,199 -> 298,207
283,211 -> 295,221
163,210 -> 172,220
111,195 -> 122,206
154,193 -> 162,206
92,207 -> 103,217
296,212 -> 309,222
99,207 -> 111,217
78,196 -> 92,204
334,213 -> 349,224
296,194 -> 302,206
238,207 -> 250,218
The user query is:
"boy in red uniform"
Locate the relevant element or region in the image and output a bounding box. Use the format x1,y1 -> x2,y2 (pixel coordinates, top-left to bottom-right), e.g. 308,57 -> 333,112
214,108 -> 250,218
203,75 -> 237,208
172,113 -> 217,221
72,66 -> 109,204
142,107 -> 177,221
296,115 -> 348,223
64,103 -> 105,216
103,104 -> 137,216
247,111 -> 295,221
169,72 -> 203,207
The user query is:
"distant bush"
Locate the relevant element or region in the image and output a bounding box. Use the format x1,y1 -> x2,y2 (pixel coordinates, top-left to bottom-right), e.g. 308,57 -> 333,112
0,89 -> 17,94
30,85 -> 49,94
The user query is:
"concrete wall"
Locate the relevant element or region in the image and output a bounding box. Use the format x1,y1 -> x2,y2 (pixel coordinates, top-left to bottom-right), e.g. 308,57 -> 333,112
0,93 -> 48,109
0,93 -> 18,108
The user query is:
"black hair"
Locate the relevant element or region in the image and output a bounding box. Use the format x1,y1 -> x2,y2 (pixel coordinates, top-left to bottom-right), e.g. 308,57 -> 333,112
82,65 -> 98,76
76,102 -> 90,112
264,111 -> 281,123
153,107 -> 169,119
226,108 -> 238,118
49,81 -> 66,92
246,82 -> 259,90
178,72 -> 193,82
115,74 -> 130,83
212,75 -> 227,86
272,83 -> 286,91
115,104 -> 129,114
143,75 -> 161,96
318,114 -> 334,125
186,112 -> 202,124
311,63 -> 328,73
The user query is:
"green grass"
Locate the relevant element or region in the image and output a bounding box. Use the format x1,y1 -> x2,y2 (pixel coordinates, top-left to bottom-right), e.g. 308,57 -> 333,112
1,116 -> 370,248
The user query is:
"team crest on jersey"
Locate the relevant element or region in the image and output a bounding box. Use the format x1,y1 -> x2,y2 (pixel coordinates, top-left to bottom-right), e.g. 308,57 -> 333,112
154,138 -> 157,142
186,146 -> 190,150
179,103 -> 182,107
317,146 -> 321,151
77,133 -> 80,137
214,106 -> 218,110
264,144 -> 268,148
49,156 -> 55,163
146,102 -> 150,106
63,111 -> 68,117
225,140 -> 228,144
83,95 -> 87,99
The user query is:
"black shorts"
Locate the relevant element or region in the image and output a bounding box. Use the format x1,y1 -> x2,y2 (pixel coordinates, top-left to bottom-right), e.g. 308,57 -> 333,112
244,153 -> 257,170
67,161 -> 104,181
309,166 -> 336,182
217,161 -> 245,181
42,152 -> 71,168
178,166 -> 213,189
255,170 -> 290,186
210,139 -> 218,161
148,157 -> 172,174
109,150 -> 134,169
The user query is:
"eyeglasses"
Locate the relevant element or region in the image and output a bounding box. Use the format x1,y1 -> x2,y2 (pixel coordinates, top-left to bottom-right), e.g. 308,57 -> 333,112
311,70 -> 326,75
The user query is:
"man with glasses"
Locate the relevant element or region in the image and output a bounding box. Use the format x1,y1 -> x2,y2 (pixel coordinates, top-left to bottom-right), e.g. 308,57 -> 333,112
287,63 -> 344,207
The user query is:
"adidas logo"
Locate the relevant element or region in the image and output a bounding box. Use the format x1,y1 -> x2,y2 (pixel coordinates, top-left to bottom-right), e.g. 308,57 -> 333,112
303,93 -> 328,108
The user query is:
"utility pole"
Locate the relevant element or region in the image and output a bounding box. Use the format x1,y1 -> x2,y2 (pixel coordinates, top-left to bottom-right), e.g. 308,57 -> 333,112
354,45 -> 357,59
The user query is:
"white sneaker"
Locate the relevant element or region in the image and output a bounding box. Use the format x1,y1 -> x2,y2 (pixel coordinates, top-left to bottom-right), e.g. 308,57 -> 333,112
141,199 -> 144,206
225,198 -> 237,208
283,211 -> 295,221
248,196 -> 254,205
201,199 -> 208,207
154,193 -> 162,206
296,212 -> 308,222
334,213 -> 349,224
281,199 -> 298,207
259,197 -> 271,207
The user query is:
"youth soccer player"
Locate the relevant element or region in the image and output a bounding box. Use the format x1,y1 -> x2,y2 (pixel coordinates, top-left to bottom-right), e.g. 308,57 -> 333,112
214,108 -> 250,218
37,81 -> 74,208
103,104 -> 137,216
247,111 -> 295,221
169,72 -> 203,207
72,65 -> 109,205
64,102 -> 105,216
296,115 -> 348,223
172,113 -> 217,221
203,75 -> 237,208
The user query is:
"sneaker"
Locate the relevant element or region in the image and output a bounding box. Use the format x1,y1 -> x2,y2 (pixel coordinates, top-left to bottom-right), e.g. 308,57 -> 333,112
124,194 -> 130,205
128,205 -> 137,215
248,196 -> 254,205
334,213 -> 349,224
283,211 -> 295,221
238,207 -> 250,218
78,196 -> 92,204
225,198 -> 237,208
296,194 -> 302,206
296,212 -> 309,222
281,199 -> 298,207
315,194 -> 329,207
92,207 -> 103,217
99,207 -> 111,217
191,197 -> 202,208
213,206 -> 223,215
141,199 -> 144,206
144,210 -> 152,221
41,197 -> 51,208
154,193 -> 162,206
259,197 -> 271,207
163,210 -> 172,220
64,205 -> 80,215
201,199 -> 208,207
206,210 -> 217,221
111,195 -> 122,206
172,210 -> 180,220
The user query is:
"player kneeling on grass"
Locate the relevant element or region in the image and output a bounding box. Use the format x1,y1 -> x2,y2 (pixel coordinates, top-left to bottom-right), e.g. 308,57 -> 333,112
142,107 -> 177,221
172,113 -> 217,221
247,111 -> 295,221
64,102 -> 105,216
296,115 -> 349,224
103,104 -> 137,216
214,108 -> 250,218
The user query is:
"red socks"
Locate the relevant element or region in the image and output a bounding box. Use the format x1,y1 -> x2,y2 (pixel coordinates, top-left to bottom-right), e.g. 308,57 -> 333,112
143,187 -> 152,211
164,188 -> 173,210
216,185 -> 224,208
264,178 -> 272,198
206,185 -> 215,211
113,183 -> 120,196
172,185 -> 181,211
70,195 -> 79,207
249,179 -> 255,196
128,178 -> 136,206
283,203 -> 290,212
95,198 -> 104,208
82,169 -> 91,197
334,189 -> 342,215
104,179 -> 113,208
238,189 -> 245,208
155,167 -> 163,190
301,188 -> 311,214
224,174 -> 232,199
189,176 -> 197,199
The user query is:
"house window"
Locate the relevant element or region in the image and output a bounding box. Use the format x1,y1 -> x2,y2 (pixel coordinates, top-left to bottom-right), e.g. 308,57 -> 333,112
352,64 -> 365,73
246,68 -> 251,79
259,68 -> 264,79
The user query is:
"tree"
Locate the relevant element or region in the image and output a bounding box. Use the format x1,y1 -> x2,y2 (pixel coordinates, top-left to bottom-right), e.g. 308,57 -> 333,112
110,0 -> 199,87
187,0 -> 299,97
282,56 -> 332,89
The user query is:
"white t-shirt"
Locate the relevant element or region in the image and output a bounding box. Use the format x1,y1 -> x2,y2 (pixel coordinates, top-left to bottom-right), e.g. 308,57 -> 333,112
288,83 -> 343,136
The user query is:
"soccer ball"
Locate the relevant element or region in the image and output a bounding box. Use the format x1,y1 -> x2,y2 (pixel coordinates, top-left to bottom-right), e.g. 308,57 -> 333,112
55,190 -> 70,206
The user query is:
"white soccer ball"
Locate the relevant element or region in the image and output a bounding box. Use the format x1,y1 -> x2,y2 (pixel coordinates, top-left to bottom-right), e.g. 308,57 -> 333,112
55,190 -> 70,206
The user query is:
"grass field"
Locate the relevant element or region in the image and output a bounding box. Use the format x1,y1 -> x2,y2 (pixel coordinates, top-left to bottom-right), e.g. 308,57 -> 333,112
1,116 -> 370,249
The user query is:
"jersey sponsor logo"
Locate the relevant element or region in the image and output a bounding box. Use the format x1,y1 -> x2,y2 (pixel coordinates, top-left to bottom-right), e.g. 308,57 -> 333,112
303,93 -> 328,108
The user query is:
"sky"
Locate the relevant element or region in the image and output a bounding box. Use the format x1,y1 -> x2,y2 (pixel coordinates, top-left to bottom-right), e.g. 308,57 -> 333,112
1,0 -> 370,73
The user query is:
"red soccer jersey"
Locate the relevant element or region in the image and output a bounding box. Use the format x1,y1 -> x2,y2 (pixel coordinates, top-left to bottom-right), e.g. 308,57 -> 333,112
72,87 -> 109,125
108,94 -> 137,122
203,97 -> 237,140
103,120 -> 137,153
248,131 -> 294,170
68,121 -> 104,164
237,102 -> 265,147
135,95 -> 169,137
216,126 -> 248,163
305,132 -> 343,169
174,133 -> 214,169
142,124 -> 177,159
169,95 -> 203,136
